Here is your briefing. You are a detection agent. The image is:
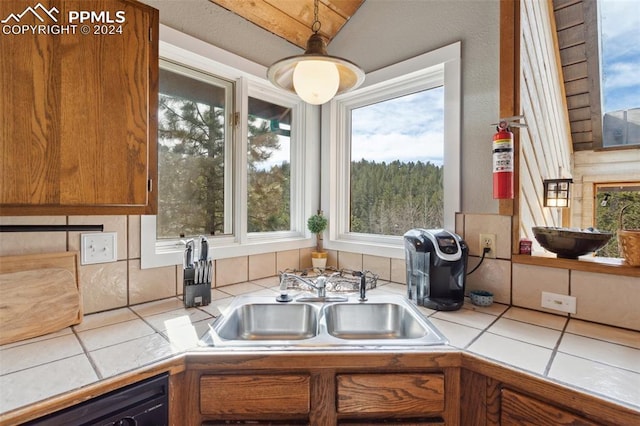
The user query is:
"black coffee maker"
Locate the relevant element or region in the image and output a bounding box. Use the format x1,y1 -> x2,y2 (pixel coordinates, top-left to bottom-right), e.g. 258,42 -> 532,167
404,229 -> 468,311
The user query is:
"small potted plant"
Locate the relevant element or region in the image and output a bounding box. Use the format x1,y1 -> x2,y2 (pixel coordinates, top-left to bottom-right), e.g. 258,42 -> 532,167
307,210 -> 328,269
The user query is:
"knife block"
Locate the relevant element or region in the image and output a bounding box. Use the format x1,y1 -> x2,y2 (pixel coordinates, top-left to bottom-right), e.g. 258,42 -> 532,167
183,268 -> 211,308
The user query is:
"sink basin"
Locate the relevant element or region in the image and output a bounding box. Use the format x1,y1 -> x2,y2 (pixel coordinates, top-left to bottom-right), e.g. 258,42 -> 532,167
215,303 -> 318,341
202,295 -> 448,348
323,303 -> 428,340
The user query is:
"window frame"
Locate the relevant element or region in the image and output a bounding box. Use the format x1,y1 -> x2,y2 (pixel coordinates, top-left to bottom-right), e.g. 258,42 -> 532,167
321,42 -> 461,259
141,26 -> 319,269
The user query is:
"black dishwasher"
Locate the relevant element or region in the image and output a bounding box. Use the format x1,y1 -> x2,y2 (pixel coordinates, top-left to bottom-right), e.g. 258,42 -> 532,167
25,373 -> 169,426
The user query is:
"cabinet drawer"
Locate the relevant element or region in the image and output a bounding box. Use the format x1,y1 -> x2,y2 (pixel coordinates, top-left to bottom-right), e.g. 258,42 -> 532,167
200,374 -> 310,416
336,373 -> 445,416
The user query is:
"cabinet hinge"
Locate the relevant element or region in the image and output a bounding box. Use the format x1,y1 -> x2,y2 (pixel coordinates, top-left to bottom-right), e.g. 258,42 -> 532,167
233,112 -> 240,127
148,179 -> 153,192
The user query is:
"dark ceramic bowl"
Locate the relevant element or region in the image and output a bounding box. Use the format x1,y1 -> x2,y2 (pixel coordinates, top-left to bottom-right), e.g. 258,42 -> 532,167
532,227 -> 613,259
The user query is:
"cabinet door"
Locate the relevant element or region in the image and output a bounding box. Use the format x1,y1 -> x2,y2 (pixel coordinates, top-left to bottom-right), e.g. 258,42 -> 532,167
336,373 -> 445,417
501,388 -> 600,425
200,374 -> 310,420
0,0 -> 158,214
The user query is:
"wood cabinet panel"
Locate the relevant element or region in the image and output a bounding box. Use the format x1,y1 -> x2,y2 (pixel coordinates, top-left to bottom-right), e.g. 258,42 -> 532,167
200,374 -> 310,417
501,388 -> 600,425
0,0 -> 158,215
336,373 -> 445,416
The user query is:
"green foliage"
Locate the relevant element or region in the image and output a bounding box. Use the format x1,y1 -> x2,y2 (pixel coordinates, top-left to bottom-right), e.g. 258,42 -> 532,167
595,190 -> 640,257
157,94 -> 290,239
307,213 -> 328,234
307,212 -> 328,252
350,159 -> 444,235
157,95 -> 226,238
247,116 -> 290,233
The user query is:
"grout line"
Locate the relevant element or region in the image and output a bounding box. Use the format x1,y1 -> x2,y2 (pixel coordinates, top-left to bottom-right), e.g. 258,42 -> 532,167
71,327 -> 104,380
459,306 -> 508,350
543,315 -> 570,377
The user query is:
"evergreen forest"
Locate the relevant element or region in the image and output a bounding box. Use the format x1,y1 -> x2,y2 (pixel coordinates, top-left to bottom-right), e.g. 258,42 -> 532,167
350,160 -> 444,235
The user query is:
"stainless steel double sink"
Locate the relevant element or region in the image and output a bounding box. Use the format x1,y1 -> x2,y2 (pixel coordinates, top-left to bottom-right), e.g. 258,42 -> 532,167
200,294 -> 448,349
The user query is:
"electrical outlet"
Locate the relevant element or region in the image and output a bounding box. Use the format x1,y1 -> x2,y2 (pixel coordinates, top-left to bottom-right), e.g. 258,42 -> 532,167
541,291 -> 576,314
81,232 -> 117,265
479,233 -> 497,258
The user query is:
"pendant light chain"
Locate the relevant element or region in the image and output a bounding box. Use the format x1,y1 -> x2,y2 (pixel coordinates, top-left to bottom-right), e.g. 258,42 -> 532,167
312,0 -> 321,34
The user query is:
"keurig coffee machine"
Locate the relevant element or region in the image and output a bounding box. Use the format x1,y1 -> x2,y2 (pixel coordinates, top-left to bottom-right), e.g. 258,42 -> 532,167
404,229 -> 468,311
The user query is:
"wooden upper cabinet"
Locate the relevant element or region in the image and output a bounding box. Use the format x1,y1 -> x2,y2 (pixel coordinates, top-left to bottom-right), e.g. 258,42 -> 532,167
0,0 -> 158,215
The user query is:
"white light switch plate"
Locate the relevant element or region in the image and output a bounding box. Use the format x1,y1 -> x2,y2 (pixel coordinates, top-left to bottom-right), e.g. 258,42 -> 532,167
81,232 -> 117,265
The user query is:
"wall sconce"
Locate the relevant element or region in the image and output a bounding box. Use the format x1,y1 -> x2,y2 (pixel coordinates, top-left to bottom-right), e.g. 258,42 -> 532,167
543,178 -> 573,208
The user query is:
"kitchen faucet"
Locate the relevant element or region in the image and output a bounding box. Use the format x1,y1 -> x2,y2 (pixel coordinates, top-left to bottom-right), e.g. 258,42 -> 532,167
279,273 -> 326,297
277,273 -> 348,303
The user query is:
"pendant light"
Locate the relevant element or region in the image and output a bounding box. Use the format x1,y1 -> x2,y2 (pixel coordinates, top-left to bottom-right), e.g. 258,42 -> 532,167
267,0 -> 365,105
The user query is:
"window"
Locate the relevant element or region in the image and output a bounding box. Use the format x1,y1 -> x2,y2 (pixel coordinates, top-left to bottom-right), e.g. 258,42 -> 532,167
599,0 -> 640,147
323,42 -> 461,258
141,28 -> 317,268
594,183 -> 640,257
247,97 -> 291,232
350,88 -> 445,235
157,61 -> 234,239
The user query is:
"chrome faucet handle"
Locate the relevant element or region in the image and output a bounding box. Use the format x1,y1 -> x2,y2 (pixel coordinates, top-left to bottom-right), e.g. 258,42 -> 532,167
315,276 -> 327,298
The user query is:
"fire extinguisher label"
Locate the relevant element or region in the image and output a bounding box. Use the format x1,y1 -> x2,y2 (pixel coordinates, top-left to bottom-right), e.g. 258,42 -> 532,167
492,138 -> 513,172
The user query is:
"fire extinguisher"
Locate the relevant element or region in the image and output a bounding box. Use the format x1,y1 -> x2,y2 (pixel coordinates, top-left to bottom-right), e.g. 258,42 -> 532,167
493,120 -> 514,199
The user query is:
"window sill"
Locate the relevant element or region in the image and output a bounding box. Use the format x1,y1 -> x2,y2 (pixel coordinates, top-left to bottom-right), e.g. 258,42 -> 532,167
511,254 -> 639,278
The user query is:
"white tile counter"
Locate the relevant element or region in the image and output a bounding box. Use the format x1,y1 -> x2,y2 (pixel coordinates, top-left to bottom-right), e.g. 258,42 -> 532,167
1,277 -> 639,419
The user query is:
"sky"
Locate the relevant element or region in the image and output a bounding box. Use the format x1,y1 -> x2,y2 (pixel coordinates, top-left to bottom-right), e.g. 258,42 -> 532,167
351,87 -> 445,166
257,87 -> 445,169
599,0 -> 640,113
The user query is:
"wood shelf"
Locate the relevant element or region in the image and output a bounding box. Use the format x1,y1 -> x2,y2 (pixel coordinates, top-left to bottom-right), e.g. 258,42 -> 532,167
511,254 -> 639,277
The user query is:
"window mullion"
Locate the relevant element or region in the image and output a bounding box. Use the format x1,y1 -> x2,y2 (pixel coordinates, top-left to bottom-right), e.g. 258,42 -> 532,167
236,77 -> 249,244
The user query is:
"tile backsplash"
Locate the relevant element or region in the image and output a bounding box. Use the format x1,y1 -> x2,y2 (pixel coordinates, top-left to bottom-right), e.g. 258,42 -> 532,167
1,214 -> 637,331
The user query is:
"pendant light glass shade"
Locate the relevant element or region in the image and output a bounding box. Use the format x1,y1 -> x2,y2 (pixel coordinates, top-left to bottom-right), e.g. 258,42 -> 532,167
293,60 -> 339,104
267,33 -> 364,105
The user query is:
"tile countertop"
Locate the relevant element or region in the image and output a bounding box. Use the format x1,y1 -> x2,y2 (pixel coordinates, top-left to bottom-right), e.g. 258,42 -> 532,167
1,277 -> 639,418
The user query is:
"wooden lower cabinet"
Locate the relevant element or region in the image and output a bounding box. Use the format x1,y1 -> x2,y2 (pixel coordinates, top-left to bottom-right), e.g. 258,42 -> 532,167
500,388 -> 600,426
197,372 -> 450,425
336,373 -> 445,423
180,354 -> 639,426
200,374 -> 310,422
190,365 -> 458,425
459,367 -> 640,426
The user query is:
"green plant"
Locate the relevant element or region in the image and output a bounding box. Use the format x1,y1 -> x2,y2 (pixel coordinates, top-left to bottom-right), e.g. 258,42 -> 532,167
307,211 -> 328,252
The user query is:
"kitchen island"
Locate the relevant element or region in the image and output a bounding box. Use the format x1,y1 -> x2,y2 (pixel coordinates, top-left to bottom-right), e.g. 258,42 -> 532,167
1,279 -> 638,424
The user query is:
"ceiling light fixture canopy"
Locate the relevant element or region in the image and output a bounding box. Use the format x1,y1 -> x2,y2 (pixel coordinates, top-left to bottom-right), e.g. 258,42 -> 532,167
267,0 -> 365,105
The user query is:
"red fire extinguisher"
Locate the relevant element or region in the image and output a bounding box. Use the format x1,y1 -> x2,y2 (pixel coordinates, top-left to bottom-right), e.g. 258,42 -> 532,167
493,120 -> 514,199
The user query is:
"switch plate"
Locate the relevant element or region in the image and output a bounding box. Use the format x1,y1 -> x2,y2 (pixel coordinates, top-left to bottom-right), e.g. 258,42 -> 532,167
479,233 -> 497,258
81,232 -> 117,265
541,291 -> 576,314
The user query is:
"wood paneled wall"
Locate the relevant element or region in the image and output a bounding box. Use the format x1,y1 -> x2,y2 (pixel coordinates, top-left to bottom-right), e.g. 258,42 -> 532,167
552,0 -> 602,151
519,0 -> 573,244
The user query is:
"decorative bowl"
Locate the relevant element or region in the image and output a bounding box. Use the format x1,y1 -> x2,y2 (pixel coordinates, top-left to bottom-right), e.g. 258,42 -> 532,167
469,290 -> 494,307
532,227 -> 613,259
